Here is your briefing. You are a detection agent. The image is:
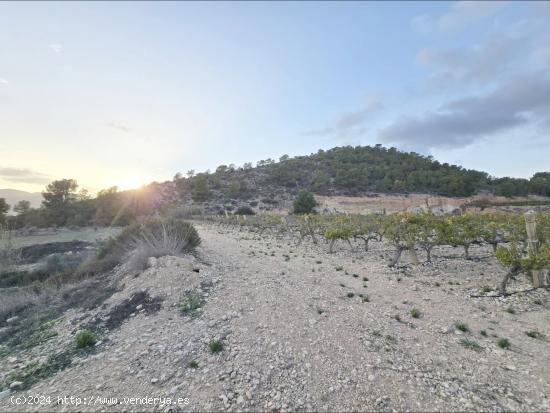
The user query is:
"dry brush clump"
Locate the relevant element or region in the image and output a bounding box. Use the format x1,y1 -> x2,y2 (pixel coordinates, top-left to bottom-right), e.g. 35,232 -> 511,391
91,218 -> 201,272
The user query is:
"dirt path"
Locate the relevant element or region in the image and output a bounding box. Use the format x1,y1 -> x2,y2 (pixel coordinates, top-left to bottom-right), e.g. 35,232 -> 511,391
1,223 -> 549,412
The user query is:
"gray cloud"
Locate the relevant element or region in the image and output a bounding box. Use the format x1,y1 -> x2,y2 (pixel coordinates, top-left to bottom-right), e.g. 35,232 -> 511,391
417,34 -> 528,89
305,101 -> 383,138
0,167 -> 52,185
379,73 -> 550,150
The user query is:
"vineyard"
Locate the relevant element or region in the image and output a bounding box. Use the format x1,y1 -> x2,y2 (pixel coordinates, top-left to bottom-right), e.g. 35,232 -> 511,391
201,210 -> 550,295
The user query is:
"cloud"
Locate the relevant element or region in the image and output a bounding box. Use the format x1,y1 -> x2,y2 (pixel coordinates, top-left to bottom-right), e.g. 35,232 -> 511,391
107,122 -> 132,133
411,1 -> 503,34
49,43 -> 63,53
417,34 -> 528,90
379,72 -> 550,150
437,1 -> 503,31
0,78 -> 8,85
305,101 -> 383,139
0,167 -> 52,185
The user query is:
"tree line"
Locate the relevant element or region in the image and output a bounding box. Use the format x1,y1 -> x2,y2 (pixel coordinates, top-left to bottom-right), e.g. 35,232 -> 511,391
0,179 -> 170,229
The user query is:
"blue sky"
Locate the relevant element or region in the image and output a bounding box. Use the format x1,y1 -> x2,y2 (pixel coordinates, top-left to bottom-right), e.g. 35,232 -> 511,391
1,1 -> 549,192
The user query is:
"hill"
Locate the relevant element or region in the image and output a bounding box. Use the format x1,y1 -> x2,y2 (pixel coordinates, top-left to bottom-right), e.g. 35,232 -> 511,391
0,189 -> 42,211
174,145 -> 550,205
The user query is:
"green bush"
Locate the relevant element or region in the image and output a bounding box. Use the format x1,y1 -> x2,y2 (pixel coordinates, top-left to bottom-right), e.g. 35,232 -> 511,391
75,329 -> 97,348
293,190 -> 316,214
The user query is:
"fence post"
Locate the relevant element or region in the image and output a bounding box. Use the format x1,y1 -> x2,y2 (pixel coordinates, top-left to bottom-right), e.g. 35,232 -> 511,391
525,211 -> 544,288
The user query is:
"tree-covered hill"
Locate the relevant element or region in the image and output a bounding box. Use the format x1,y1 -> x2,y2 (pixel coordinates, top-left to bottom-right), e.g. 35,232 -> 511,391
176,145 -> 550,200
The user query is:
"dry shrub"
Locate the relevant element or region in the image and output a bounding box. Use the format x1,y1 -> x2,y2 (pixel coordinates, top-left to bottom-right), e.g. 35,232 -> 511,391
87,218 -> 201,273
126,219 -> 201,271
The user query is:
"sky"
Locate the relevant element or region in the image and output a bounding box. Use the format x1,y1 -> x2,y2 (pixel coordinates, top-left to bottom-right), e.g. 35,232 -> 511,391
1,1 -> 550,193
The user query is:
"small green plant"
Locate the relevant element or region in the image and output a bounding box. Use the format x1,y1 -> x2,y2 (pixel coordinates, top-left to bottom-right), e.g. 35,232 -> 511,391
347,292 -> 355,298
460,338 -> 482,351
209,340 -> 224,353
393,314 -> 402,322
497,338 -> 511,349
372,330 -> 382,337
363,277 -> 368,282
481,286 -> 492,293
75,329 -> 97,349
533,299 -> 543,305
188,361 -> 199,368
385,334 -> 397,343
525,330 -> 543,339
352,274 -> 359,278
335,266 -> 344,271
339,283 -> 346,287
178,293 -> 204,316
434,282 -> 440,287
506,307 -> 516,314
362,295 -> 370,303
410,308 -> 421,319
480,330 -> 487,337
455,322 -> 469,333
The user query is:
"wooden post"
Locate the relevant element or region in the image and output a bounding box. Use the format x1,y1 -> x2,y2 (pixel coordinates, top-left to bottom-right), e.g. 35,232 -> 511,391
525,211 -> 544,288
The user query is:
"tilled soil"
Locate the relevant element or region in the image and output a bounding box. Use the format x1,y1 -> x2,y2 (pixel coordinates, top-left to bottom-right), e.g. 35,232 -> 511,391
1,223 -> 549,412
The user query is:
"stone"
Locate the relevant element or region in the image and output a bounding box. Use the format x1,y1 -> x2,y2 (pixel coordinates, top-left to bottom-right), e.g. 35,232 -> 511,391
147,257 -> 158,268
6,316 -> 19,324
10,381 -> 23,390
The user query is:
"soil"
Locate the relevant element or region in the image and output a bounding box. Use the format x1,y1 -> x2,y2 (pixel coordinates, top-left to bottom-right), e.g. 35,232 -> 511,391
1,222 -> 549,412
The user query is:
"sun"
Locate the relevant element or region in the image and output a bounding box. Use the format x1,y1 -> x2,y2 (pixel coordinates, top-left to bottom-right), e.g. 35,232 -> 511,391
116,176 -> 147,191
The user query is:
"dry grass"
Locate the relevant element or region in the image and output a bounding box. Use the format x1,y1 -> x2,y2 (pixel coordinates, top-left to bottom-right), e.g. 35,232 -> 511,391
125,219 -> 201,271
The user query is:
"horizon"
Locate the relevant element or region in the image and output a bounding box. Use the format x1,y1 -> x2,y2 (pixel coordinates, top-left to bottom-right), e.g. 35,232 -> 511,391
2,1 -> 550,193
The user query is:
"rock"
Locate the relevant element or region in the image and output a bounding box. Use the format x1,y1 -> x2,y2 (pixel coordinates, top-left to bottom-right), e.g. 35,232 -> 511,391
6,316 -> 19,324
147,257 -> 158,268
136,304 -> 143,311
0,390 -> 11,400
151,378 -> 159,384
10,381 -> 23,390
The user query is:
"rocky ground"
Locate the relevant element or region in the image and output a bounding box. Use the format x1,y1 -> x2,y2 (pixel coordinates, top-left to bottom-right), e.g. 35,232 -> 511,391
1,222 -> 549,412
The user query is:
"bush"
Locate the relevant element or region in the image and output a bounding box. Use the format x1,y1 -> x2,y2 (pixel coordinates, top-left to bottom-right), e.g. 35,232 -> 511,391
127,219 -> 201,270
88,219 -> 201,273
235,206 -> 255,216
75,329 -> 97,348
293,190 -> 316,214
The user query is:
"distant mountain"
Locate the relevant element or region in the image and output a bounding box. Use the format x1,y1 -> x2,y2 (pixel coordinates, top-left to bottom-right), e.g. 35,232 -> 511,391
0,189 -> 42,211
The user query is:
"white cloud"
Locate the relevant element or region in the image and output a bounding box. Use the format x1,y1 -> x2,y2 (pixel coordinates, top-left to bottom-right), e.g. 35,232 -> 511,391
438,1 -> 504,31
49,43 -> 63,53
412,1 -> 504,34
0,78 -> 8,85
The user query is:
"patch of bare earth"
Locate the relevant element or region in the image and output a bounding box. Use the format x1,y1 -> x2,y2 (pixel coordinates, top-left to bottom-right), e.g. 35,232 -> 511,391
1,222 -> 549,412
